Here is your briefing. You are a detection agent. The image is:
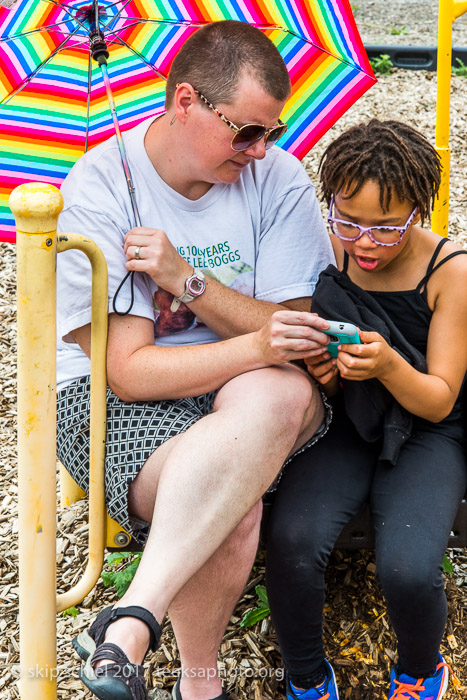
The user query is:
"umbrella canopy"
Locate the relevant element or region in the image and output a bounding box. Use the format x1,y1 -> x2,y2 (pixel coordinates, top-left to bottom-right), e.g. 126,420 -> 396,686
0,0 -> 375,243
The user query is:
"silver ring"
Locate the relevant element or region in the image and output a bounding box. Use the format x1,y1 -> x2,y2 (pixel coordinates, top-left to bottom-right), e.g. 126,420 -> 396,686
134,246 -> 141,260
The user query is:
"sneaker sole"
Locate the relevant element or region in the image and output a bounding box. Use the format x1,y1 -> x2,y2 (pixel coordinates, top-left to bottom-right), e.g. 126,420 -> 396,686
329,663 -> 340,700
437,666 -> 449,699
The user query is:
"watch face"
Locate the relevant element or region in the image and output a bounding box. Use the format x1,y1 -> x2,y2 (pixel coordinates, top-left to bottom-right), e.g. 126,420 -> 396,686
187,276 -> 205,296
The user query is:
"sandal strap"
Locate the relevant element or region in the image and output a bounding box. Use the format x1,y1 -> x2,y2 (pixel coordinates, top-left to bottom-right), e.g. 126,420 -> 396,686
91,643 -> 148,700
89,605 -> 161,653
108,606 -> 161,652
172,676 -> 230,700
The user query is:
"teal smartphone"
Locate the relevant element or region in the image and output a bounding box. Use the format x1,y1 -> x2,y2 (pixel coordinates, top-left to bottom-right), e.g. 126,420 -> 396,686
324,321 -> 361,358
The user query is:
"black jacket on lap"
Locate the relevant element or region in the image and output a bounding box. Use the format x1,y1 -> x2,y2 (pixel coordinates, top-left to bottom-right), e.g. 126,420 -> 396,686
311,264 -> 427,466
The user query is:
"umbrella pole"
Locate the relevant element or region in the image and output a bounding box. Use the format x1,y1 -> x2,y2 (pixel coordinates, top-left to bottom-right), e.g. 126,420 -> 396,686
97,57 -> 142,227
433,0 -> 467,236
10,183 -> 63,700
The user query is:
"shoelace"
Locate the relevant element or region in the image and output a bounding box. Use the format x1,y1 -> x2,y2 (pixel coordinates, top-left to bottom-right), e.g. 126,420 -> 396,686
390,661 -> 455,700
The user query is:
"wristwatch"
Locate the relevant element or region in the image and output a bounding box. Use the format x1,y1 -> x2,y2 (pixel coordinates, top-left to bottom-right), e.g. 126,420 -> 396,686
170,269 -> 206,312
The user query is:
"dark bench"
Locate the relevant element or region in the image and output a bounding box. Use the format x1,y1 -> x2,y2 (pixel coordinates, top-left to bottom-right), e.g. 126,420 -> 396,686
260,497 -> 467,550
111,496 -> 467,553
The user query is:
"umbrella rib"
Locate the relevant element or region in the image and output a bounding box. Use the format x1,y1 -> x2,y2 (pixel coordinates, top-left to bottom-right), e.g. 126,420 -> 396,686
109,17 -> 209,26
41,0 -> 89,34
280,26 -> 374,75
0,26 -> 82,109
0,20 -> 72,43
101,0 -> 133,33
106,16 -> 280,30
85,46 -> 92,153
110,34 -> 168,81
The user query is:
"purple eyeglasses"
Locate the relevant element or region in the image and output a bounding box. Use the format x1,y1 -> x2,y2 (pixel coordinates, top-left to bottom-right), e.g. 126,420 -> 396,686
328,196 -> 418,247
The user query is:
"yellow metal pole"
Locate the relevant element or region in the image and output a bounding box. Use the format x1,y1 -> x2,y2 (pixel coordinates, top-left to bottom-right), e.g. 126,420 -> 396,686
433,0 -> 467,236
10,182 -> 62,700
10,182 -> 110,700
56,233 -> 108,612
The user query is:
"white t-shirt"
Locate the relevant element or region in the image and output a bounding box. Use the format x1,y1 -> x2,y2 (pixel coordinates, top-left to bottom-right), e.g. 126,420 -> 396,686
57,116 -> 333,390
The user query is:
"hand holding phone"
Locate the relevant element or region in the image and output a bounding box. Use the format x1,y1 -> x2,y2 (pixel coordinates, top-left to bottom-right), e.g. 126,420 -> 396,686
323,320 -> 361,357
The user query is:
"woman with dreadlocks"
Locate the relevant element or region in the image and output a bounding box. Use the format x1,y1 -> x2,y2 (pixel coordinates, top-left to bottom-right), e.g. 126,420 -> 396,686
265,120 -> 467,700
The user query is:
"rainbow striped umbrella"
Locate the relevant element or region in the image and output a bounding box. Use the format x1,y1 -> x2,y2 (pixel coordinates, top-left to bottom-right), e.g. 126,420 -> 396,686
0,0 -> 375,243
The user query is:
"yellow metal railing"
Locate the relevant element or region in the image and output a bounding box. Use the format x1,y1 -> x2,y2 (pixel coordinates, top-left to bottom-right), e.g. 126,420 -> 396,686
432,0 -> 467,236
10,182 -> 110,699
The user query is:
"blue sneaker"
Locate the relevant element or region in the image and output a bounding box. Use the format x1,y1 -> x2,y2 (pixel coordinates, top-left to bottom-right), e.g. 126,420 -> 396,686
387,655 -> 453,699
286,659 -> 339,700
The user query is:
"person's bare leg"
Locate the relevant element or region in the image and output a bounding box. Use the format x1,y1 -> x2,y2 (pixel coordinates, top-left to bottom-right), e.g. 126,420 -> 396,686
96,366 -> 323,669
169,501 -> 263,700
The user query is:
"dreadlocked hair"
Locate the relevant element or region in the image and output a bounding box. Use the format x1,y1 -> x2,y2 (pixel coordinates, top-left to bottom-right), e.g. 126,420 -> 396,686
319,120 -> 442,225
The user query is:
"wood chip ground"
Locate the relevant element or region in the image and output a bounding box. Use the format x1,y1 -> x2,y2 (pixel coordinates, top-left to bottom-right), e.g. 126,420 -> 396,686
1,1 -> 466,697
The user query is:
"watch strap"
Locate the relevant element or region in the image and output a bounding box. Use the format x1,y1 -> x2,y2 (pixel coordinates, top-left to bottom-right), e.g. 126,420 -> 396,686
170,269 -> 206,312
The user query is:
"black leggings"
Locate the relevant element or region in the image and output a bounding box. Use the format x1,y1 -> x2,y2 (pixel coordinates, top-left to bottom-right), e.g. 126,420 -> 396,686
266,401 -> 466,683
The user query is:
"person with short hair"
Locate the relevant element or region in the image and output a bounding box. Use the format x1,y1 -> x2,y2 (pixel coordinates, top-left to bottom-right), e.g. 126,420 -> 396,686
266,119 -> 467,700
56,20 -> 334,700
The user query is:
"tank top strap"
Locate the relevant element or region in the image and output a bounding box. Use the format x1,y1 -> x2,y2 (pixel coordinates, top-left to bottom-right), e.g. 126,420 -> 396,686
417,240 -> 467,291
342,251 -> 350,274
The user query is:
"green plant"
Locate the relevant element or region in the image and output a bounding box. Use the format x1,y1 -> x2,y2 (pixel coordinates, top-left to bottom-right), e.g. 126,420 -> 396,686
240,585 -> 270,627
61,606 -> 80,618
390,26 -> 407,36
452,58 -> 467,77
369,54 -> 394,76
442,553 -> 453,574
101,551 -> 142,598
350,2 -> 359,12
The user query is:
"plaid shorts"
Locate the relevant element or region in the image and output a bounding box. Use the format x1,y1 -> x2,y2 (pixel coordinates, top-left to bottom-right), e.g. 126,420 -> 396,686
57,375 -> 332,545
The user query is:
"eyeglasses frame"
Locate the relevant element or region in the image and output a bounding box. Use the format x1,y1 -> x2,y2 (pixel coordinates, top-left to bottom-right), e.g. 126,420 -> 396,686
328,196 -> 418,247
175,83 -> 287,151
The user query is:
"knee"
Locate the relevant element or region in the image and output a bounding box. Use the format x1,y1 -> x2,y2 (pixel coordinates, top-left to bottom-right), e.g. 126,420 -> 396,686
377,552 -> 444,602
267,510 -> 332,572
260,367 -> 317,433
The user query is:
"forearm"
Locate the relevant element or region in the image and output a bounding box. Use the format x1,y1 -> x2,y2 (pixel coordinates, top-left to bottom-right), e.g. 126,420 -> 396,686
378,350 -> 457,422
188,276 -> 284,338
108,332 -> 267,401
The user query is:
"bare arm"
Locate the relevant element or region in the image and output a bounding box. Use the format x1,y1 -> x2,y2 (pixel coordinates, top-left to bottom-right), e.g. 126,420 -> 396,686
73,310 -> 330,402
176,276 -> 311,338
336,256 -> 467,422
121,226 -> 315,338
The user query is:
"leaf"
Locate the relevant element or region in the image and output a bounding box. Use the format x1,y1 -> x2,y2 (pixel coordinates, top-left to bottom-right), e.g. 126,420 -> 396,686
442,553 -> 453,574
240,606 -> 270,628
101,556 -> 142,597
105,551 -> 135,568
255,585 -> 269,606
61,606 -> 79,618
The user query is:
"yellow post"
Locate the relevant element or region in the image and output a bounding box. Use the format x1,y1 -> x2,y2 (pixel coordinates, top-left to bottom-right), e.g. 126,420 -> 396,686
10,181 -> 110,699
433,0 -> 467,236
56,232 -> 108,611
10,182 -> 62,700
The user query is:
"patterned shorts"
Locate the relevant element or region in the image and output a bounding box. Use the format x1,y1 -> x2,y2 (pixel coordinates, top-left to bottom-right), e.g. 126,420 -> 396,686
57,375 -> 332,545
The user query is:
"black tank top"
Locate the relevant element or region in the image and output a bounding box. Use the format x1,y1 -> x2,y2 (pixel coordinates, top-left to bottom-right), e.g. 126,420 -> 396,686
343,238 -> 467,441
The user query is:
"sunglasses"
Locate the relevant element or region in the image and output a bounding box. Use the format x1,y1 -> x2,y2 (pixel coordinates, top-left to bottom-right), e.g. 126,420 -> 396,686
187,86 -> 288,151
328,196 -> 418,247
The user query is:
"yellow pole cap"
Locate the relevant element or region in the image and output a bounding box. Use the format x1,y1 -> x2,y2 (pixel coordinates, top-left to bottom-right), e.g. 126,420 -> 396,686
9,182 -> 63,234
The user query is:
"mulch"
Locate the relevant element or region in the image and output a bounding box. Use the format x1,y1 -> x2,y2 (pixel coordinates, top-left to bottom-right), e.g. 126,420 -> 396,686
1,1 -> 467,697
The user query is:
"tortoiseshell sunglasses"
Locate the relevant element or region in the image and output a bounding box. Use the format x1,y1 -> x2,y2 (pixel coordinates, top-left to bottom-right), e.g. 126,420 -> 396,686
177,84 -> 288,151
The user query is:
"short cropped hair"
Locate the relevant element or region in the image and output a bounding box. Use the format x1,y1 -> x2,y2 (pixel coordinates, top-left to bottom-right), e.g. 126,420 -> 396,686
319,120 -> 442,225
165,20 -> 291,108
